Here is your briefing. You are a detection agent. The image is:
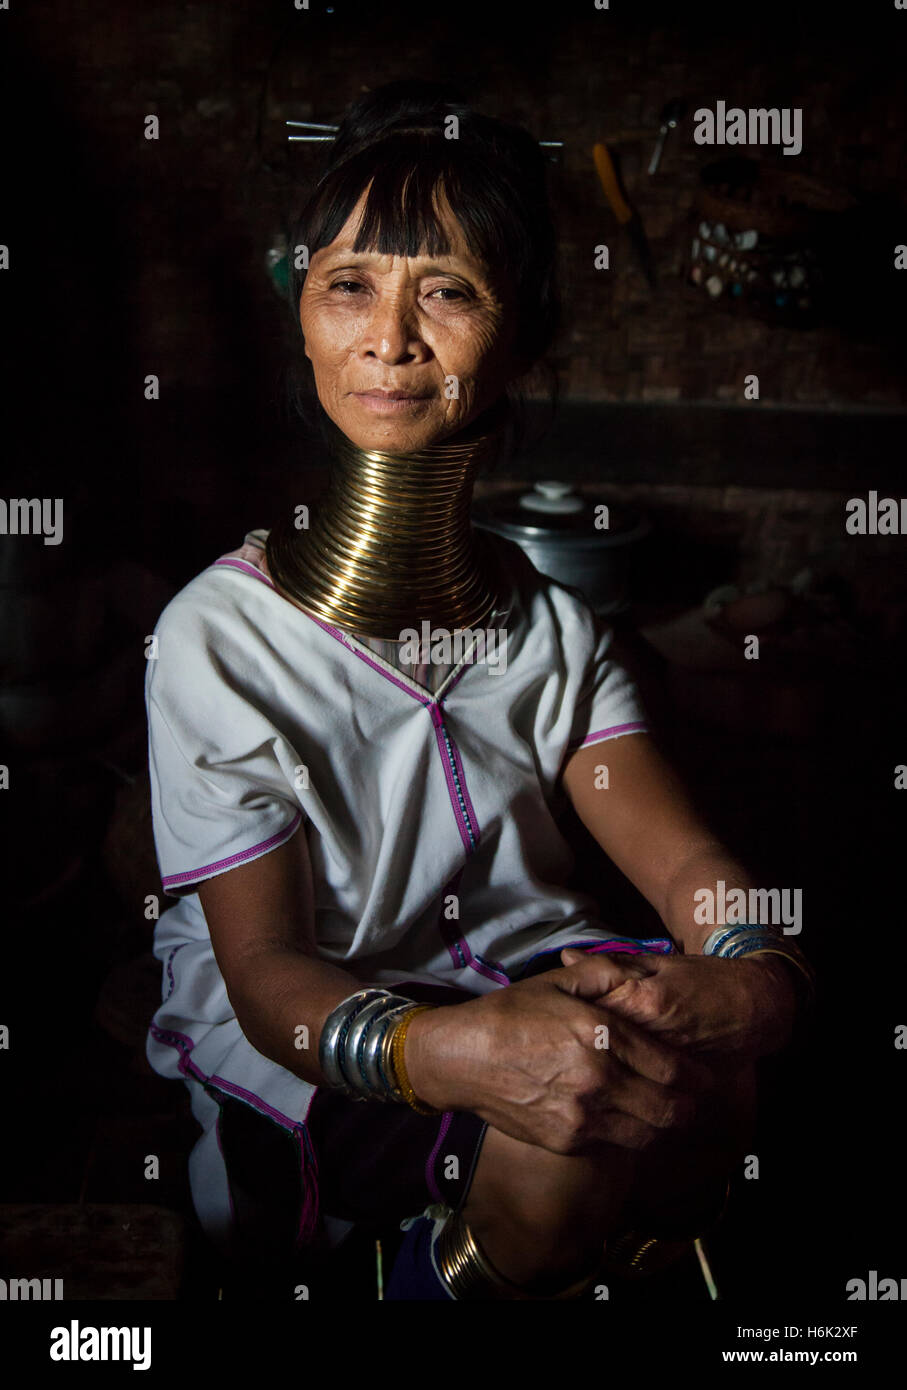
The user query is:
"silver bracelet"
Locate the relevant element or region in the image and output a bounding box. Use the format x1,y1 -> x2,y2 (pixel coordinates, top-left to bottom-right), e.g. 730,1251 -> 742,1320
318,989 -> 385,1098
318,989 -> 416,1101
346,994 -> 415,1099
343,994 -> 410,1099
702,924 -> 783,957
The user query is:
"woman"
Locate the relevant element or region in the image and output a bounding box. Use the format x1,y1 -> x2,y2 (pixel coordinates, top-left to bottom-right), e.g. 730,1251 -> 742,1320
145,80 -> 813,1300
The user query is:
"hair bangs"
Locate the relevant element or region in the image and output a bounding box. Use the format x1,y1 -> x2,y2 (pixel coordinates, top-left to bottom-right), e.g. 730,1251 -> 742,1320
308,141 -> 456,263
298,139 -> 516,289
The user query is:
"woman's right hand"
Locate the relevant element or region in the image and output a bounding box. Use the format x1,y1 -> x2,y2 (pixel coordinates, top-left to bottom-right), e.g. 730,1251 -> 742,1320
403,960 -> 718,1159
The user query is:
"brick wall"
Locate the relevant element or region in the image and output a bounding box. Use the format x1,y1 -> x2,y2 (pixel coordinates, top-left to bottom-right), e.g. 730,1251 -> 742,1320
11,0 -> 907,428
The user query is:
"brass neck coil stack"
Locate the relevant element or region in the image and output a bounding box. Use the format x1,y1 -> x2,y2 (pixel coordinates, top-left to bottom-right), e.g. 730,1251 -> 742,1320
266,416 -> 504,640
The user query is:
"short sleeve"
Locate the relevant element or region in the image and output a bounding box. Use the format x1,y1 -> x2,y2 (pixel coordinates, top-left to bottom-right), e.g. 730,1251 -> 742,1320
146,587 -> 303,897
565,612 -> 649,754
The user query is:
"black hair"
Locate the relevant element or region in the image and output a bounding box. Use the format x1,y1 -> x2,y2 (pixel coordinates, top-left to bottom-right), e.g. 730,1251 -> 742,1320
283,79 -> 561,464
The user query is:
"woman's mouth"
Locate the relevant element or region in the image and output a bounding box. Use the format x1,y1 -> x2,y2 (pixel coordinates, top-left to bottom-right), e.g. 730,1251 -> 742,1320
353,390 -> 432,413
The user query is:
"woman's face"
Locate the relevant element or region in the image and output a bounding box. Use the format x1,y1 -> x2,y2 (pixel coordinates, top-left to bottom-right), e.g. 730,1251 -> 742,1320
299,184 -> 522,452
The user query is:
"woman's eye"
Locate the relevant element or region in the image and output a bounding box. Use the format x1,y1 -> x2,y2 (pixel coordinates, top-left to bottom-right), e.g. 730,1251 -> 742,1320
327,281 -> 469,301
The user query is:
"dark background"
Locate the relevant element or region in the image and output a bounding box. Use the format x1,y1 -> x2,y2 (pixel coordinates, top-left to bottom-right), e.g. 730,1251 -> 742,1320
1,0 -> 905,1311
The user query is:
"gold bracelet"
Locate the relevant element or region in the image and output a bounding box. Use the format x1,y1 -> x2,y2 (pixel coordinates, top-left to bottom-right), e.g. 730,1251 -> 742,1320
389,1005 -> 441,1116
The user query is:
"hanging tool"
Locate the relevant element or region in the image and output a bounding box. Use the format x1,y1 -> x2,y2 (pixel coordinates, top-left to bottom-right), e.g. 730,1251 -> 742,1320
592,141 -> 657,288
648,99 -> 685,175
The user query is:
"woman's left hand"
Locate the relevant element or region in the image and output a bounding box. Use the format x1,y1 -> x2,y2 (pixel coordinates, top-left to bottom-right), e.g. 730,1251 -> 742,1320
558,947 -> 801,1061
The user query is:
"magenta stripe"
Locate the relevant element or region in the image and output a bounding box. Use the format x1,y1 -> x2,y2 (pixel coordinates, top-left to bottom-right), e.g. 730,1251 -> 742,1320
425,1111 -> 453,1204
568,720 -> 648,751
458,939 -> 510,986
519,936 -> 675,977
213,556 -> 276,589
429,706 -> 473,853
437,869 -> 467,974
149,1022 -> 204,1074
149,1020 -> 309,1132
435,891 -> 509,986
208,1074 -> 304,1131
428,718 -> 508,985
162,811 -> 303,890
445,728 -> 481,843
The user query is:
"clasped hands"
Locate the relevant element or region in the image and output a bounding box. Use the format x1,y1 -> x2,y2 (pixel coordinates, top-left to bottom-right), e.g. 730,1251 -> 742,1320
405,944 -> 801,1161
557,944 -> 800,1062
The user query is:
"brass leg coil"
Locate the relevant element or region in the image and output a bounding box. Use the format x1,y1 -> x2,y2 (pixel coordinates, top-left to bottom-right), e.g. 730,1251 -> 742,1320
433,1208 -> 606,1301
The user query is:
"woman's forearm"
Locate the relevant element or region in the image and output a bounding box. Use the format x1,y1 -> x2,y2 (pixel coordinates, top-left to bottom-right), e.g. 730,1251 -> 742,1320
661,844 -> 761,954
227,945 -> 369,1087
661,846 -> 805,1038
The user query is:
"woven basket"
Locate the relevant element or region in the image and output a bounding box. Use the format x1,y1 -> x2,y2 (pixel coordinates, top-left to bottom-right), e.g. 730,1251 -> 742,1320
684,157 -> 854,326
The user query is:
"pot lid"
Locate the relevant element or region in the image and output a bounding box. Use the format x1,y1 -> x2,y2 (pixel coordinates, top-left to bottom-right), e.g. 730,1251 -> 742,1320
473,480 -> 649,542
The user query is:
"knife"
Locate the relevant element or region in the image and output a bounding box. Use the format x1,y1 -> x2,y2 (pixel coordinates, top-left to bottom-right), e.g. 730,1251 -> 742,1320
592,141 -> 657,289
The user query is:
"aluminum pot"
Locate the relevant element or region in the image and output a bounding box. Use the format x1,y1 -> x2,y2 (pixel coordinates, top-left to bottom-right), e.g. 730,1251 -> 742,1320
472,480 -> 650,615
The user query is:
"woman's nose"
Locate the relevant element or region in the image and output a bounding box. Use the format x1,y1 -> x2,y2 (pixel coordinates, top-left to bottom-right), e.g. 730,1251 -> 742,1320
361,299 -> 428,363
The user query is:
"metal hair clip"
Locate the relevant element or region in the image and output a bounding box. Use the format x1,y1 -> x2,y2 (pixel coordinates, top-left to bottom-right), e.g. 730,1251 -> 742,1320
286,120 -> 339,142
286,119 -> 562,148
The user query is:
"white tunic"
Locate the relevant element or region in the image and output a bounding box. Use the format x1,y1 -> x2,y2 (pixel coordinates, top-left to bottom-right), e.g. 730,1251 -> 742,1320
144,527 -> 653,1250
